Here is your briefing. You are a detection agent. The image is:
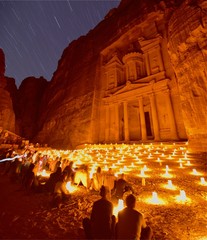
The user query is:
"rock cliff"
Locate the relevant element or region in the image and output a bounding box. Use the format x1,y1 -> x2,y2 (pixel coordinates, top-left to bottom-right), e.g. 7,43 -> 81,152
16,76 -> 48,140
1,0 -> 207,153
34,0 -> 168,149
34,0 -> 207,152
0,49 -> 15,133
168,0 -> 207,152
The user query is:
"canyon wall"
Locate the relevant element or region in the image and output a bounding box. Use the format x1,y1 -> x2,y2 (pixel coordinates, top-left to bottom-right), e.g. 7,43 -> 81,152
1,0 -> 207,153
168,0 -> 207,152
0,49 -> 15,133
34,0 -> 163,149
34,0 -> 207,152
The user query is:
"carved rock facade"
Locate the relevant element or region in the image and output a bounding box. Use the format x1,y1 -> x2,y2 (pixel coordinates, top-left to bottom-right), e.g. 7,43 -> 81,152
35,0 -> 189,149
36,0 -> 207,152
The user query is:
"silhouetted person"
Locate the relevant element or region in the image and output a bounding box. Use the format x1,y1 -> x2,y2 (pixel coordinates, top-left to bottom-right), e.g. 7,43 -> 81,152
23,163 -> 35,193
52,172 -> 70,207
83,185 -> 114,239
116,194 -> 153,240
74,164 -> 89,188
63,161 -> 75,182
114,173 -> 134,201
91,166 -> 104,191
45,166 -> 62,193
104,168 -> 116,198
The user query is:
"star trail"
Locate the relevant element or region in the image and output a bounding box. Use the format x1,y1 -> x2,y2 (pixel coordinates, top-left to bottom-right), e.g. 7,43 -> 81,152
0,0 -> 120,87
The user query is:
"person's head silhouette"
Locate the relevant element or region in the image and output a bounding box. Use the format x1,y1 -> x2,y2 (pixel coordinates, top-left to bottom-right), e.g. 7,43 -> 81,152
100,185 -> 109,199
126,194 -> 136,208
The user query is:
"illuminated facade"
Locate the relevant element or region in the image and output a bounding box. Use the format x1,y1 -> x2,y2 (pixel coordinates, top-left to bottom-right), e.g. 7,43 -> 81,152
96,32 -> 187,143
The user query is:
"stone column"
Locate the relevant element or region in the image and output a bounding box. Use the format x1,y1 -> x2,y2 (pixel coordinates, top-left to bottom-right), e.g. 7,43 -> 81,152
123,101 -> 129,141
138,97 -> 147,141
105,104 -> 110,142
143,53 -> 150,76
165,90 -> 178,140
115,102 -> 120,142
149,93 -> 160,141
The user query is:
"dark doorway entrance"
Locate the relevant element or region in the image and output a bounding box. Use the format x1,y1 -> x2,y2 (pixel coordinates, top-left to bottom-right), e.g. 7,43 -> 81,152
144,112 -> 152,136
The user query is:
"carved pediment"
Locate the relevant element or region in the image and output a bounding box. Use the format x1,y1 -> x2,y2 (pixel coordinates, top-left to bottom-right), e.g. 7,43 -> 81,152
138,35 -> 162,51
105,55 -> 123,67
113,81 -> 149,95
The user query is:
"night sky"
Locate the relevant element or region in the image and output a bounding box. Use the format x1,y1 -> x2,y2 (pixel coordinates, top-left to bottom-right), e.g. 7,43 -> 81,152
0,0 -> 120,87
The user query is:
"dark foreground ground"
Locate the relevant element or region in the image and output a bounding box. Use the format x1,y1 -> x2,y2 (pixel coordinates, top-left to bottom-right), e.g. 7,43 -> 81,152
0,148 -> 207,240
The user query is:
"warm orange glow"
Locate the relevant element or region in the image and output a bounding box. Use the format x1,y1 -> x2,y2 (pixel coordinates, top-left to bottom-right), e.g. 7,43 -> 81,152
192,169 -> 202,176
66,181 -> 77,193
200,177 -> 206,186
142,178 -> 146,186
162,169 -> 173,178
179,163 -> 183,168
113,199 -> 124,216
176,190 -> 191,203
146,191 -> 166,205
140,168 -> 146,177
186,161 -> 191,166
37,169 -> 50,177
165,180 -> 177,190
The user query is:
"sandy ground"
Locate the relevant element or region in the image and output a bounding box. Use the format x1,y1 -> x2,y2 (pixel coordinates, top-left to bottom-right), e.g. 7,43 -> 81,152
0,146 -> 207,240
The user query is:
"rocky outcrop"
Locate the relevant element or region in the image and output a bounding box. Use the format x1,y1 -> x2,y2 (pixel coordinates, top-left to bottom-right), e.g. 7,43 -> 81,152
168,0 -> 207,152
0,49 -> 15,133
16,76 -> 48,140
0,49 -> 48,140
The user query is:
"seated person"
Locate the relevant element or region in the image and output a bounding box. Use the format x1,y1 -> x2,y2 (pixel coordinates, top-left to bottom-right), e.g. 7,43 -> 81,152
116,194 -> 153,240
114,173 -> 133,200
45,167 -> 62,193
63,161 -> 75,182
52,172 -> 70,207
104,168 -> 116,198
74,164 -> 89,188
83,186 -> 115,239
91,166 -> 104,191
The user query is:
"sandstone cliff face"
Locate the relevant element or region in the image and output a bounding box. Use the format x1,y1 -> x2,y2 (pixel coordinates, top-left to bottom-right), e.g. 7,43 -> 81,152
16,76 -> 48,140
35,0 -> 164,149
0,49 -> 15,133
168,0 -> 207,152
15,0 -> 206,153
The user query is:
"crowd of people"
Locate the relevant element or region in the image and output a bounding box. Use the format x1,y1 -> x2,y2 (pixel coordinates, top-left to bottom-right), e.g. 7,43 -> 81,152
0,146 -> 153,240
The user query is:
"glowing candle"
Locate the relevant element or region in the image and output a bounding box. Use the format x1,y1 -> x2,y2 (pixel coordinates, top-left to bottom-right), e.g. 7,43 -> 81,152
179,163 -> 183,168
118,199 -> 124,210
200,177 -> 206,185
140,168 -> 145,177
66,181 -> 77,193
179,190 -> 186,201
104,165 -> 109,171
186,161 -> 191,166
113,199 -> 124,216
151,191 -> 159,204
193,169 -> 198,175
167,180 -> 173,188
142,178 -> 146,186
